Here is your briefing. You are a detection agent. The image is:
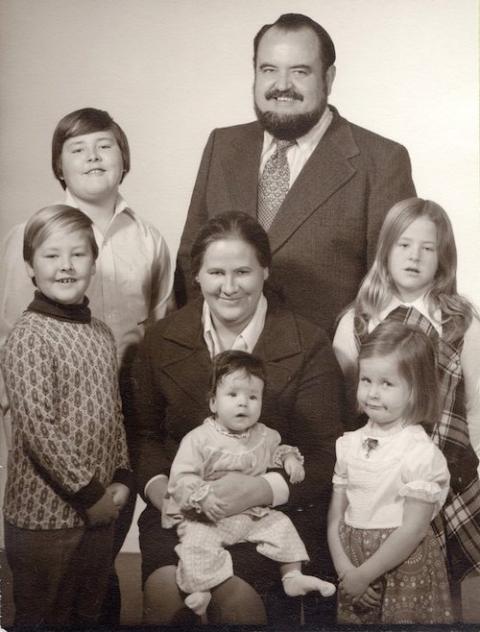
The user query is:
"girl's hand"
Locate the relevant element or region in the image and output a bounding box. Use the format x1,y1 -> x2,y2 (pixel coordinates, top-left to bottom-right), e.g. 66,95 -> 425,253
200,492 -> 227,522
106,482 -> 130,509
284,454 -> 305,484
353,582 -> 383,610
340,566 -> 371,599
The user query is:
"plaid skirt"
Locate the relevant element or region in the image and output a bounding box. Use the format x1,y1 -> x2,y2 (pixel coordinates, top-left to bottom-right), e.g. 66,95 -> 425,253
337,522 -> 453,624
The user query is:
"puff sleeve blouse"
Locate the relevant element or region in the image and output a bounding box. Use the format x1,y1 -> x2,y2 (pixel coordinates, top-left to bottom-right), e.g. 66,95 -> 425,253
333,423 -> 450,529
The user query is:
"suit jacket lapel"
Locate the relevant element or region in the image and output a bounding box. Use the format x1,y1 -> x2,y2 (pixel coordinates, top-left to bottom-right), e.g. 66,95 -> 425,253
224,122 -> 263,217
268,110 -> 359,254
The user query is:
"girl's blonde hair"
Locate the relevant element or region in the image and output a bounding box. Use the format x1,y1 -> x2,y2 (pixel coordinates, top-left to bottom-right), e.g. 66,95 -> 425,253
354,197 -> 475,342
359,320 -> 439,426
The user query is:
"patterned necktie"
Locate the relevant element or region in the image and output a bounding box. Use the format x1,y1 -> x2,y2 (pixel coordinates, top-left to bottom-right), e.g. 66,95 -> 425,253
257,139 -> 296,231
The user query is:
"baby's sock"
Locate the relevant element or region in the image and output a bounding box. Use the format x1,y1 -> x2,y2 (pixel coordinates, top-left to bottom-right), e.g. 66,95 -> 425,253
184,591 -> 212,616
282,570 -> 336,598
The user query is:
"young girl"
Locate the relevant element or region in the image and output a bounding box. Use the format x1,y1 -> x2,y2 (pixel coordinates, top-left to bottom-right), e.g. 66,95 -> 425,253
328,320 -> 452,624
333,197 -> 480,588
162,350 -> 336,617
1,205 -> 132,626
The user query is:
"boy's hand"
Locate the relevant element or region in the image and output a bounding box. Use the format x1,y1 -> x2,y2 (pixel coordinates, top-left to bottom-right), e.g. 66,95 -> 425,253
106,482 -> 130,509
201,492 -> 227,522
284,454 -> 305,484
86,491 -> 119,526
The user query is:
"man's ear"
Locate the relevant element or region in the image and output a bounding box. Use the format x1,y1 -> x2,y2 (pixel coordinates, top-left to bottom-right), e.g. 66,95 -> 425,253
325,64 -> 336,96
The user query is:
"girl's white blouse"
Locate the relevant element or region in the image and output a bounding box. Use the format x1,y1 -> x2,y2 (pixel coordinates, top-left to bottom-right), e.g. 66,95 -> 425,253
332,423 -> 450,529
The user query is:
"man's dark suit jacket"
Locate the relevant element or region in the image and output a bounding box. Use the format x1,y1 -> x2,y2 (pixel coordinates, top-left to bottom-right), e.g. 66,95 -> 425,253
175,108 -> 416,336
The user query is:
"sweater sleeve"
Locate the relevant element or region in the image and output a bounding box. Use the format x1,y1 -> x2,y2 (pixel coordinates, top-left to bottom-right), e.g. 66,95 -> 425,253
2,326 -> 105,498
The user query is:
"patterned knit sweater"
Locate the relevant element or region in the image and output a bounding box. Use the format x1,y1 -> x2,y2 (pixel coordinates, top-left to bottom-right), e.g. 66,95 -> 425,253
2,309 -> 130,530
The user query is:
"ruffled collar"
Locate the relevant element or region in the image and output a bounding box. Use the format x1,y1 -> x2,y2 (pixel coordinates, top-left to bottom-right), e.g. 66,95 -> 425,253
27,290 -> 91,323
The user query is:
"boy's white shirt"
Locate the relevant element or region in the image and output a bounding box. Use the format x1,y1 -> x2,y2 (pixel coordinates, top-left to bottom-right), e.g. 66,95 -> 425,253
332,294 -> 480,474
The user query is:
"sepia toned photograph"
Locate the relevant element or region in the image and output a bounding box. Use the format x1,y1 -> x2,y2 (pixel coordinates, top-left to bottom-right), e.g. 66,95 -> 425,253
0,0 -> 478,628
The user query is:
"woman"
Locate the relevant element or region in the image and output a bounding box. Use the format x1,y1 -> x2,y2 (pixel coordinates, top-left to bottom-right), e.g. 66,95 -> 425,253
131,212 -> 344,625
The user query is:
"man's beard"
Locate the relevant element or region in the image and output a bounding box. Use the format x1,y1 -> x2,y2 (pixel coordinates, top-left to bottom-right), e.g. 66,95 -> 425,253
254,89 -> 325,140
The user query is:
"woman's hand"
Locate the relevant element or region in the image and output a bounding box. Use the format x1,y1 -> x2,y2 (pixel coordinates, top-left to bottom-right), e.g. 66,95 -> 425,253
208,472 -> 273,516
146,477 -> 168,512
201,492 -> 227,522
283,454 -> 305,484
106,482 -> 130,510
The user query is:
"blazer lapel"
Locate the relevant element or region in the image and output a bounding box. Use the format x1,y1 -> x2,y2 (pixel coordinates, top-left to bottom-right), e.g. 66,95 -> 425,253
223,122 -> 263,217
254,306 -> 303,392
160,301 -> 213,407
268,110 -> 359,254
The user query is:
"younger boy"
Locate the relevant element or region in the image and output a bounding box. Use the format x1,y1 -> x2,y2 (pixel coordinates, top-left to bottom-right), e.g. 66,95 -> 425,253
1,204 -> 132,626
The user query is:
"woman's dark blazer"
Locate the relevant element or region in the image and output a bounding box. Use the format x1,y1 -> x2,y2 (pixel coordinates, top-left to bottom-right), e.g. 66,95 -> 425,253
130,296 -> 344,584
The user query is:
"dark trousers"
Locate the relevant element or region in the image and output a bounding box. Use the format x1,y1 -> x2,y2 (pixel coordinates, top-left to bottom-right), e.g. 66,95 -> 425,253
99,492 -> 137,624
99,354 -> 138,625
5,520 -> 114,626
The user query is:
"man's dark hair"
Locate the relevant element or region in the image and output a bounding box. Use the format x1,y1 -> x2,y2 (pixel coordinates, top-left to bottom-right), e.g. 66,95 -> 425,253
253,13 -> 336,72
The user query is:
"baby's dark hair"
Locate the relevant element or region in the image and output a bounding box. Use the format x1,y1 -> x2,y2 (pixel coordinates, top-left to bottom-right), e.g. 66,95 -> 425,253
359,320 -> 440,426
209,350 -> 266,399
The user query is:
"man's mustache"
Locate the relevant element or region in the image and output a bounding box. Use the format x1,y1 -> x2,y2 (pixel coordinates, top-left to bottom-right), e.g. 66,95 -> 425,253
265,89 -> 303,101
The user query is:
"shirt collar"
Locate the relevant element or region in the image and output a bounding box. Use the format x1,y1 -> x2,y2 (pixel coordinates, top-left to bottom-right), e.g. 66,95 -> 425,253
202,294 -> 268,357
262,105 -> 333,154
65,190 -> 130,218
374,294 -> 442,335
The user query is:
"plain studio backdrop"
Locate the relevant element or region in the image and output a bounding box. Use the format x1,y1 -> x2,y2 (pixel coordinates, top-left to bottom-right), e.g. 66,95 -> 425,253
0,0 -> 478,553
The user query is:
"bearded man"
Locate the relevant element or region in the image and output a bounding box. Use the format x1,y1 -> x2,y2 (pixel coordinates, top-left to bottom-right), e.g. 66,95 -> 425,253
174,13 -> 416,336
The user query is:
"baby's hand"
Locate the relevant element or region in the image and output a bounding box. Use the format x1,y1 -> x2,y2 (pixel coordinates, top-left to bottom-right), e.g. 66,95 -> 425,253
201,491 -> 227,522
284,454 -> 305,484
106,482 -> 130,509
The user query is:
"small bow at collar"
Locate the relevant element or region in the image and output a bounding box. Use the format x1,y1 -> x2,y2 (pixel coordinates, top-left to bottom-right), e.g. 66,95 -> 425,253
362,437 -> 379,458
